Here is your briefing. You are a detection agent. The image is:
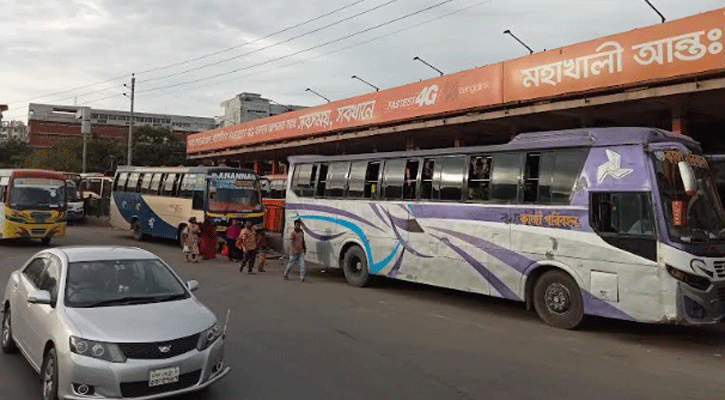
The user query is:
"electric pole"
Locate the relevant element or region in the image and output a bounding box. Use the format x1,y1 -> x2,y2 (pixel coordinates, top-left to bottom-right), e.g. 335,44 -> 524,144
124,74 -> 135,166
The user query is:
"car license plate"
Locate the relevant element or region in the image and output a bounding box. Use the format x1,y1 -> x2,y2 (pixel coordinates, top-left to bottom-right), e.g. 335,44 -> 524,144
149,366 -> 180,387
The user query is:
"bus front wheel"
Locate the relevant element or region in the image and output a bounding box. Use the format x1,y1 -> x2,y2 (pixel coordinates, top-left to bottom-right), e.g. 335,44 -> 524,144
533,270 -> 584,329
132,221 -> 145,241
342,246 -> 373,287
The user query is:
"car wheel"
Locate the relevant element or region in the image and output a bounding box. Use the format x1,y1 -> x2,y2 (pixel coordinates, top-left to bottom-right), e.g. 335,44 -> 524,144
1,308 -> 18,353
132,221 -> 144,241
342,246 -> 373,287
533,270 -> 584,329
41,347 -> 59,400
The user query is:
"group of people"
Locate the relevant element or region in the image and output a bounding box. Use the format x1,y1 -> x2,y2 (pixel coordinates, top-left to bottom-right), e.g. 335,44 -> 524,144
181,216 -> 307,282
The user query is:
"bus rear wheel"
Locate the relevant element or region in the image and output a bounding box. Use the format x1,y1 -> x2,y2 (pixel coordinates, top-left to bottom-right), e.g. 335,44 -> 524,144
533,270 -> 584,329
132,221 -> 145,241
342,246 -> 373,287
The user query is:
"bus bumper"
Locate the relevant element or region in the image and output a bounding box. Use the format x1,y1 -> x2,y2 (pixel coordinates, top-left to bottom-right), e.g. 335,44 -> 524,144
676,282 -> 725,324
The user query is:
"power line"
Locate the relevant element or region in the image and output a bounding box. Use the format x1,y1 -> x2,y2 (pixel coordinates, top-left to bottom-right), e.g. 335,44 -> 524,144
138,0 -> 398,84
151,0 -> 492,98
136,0 -> 369,76
2,0 -> 368,110
139,0 -> 455,94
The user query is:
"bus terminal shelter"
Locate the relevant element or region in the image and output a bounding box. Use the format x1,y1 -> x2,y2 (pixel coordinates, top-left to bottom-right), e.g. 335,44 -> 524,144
187,7 -> 725,175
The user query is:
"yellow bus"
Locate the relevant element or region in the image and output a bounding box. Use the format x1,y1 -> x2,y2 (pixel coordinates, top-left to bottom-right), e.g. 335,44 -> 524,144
0,169 -> 68,245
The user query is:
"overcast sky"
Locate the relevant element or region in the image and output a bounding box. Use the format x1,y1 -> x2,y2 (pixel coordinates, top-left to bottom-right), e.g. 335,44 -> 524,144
1,0 -> 722,122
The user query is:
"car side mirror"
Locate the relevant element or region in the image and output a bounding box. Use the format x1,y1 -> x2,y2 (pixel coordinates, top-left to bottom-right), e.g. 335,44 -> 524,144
27,290 -> 52,305
186,280 -> 199,292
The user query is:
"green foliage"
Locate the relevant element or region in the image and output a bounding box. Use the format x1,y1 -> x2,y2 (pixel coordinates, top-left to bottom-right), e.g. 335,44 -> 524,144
0,139 -> 32,168
23,133 -> 125,173
131,126 -> 187,167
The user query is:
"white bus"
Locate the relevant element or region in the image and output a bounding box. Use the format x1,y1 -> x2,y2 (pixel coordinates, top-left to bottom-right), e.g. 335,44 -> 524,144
110,166 -> 263,244
284,127 -> 725,329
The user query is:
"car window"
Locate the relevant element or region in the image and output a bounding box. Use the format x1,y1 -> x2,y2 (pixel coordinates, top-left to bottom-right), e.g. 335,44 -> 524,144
23,258 -> 47,288
38,256 -> 61,305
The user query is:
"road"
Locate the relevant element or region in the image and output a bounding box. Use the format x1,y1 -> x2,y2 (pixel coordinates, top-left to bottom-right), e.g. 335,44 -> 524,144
1,223 -> 725,400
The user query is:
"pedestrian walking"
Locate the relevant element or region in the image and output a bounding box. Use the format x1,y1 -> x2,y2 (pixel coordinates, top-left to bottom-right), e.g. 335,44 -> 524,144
199,218 -> 218,260
226,219 -> 242,261
183,217 -> 201,263
236,220 -> 257,274
284,218 -> 306,282
256,227 -> 268,272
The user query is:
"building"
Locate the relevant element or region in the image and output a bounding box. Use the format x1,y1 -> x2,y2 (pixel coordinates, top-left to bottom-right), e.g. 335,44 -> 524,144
0,120 -> 29,142
27,103 -> 216,149
218,93 -> 305,128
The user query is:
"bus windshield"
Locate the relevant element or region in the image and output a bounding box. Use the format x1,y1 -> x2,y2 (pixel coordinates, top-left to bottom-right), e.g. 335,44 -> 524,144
10,177 -> 66,210
653,150 -> 725,243
208,178 -> 260,213
66,181 -> 81,202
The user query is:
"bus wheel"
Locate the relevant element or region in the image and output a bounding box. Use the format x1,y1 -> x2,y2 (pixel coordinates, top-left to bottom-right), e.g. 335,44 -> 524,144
41,237 -> 51,246
533,270 -> 584,329
132,221 -> 144,241
342,246 -> 373,287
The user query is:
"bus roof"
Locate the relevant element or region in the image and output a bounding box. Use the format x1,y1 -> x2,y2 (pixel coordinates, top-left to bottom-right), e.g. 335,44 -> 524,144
288,127 -> 699,164
114,166 -> 257,175
0,169 -> 68,180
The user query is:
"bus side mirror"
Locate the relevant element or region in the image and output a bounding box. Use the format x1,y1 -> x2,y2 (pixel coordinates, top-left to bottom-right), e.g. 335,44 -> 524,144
678,161 -> 697,196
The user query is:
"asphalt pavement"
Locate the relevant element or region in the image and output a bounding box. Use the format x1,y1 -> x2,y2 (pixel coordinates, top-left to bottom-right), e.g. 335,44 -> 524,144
1,224 -> 725,400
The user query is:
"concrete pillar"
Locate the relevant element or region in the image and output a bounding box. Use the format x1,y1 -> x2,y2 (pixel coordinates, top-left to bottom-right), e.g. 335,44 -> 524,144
271,159 -> 279,175
253,159 -> 261,175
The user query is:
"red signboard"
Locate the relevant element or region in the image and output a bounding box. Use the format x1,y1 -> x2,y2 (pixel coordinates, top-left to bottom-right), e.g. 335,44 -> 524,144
187,64 -> 503,153
189,7 -> 725,155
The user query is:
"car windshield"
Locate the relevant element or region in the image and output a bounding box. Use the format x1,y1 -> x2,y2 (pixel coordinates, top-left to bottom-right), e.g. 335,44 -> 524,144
208,179 -> 261,213
9,178 -> 66,210
65,259 -> 189,308
652,149 -> 725,243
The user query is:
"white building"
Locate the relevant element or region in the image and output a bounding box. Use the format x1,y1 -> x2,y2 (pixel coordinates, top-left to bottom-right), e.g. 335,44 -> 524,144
218,93 -> 305,128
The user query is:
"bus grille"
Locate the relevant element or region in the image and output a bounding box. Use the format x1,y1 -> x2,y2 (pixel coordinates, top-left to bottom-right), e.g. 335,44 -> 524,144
31,229 -> 46,236
714,261 -> 725,278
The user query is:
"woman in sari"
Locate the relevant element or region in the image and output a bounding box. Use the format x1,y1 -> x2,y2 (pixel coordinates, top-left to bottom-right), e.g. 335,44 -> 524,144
199,218 -> 218,260
183,217 -> 201,263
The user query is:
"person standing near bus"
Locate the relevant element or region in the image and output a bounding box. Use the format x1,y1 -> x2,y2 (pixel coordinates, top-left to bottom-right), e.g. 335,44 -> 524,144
255,227 -> 268,273
226,219 -> 242,261
183,217 -> 201,263
284,218 -> 307,282
236,220 -> 257,274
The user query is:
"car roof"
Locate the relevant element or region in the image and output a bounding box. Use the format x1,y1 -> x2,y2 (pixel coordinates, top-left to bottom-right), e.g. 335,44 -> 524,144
51,246 -> 160,263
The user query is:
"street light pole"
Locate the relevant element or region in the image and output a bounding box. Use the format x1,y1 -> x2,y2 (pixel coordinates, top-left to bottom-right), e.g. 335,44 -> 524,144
643,0 -> 666,23
413,56 -> 444,76
503,29 -> 534,54
123,73 -> 135,166
351,75 -> 379,92
305,88 -> 331,103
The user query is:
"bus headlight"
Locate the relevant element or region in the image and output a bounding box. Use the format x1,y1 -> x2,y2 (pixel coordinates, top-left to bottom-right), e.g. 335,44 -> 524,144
666,265 -> 711,291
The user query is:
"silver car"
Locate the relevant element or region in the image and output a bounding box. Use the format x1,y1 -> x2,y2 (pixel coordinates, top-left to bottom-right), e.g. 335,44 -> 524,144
1,246 -> 230,400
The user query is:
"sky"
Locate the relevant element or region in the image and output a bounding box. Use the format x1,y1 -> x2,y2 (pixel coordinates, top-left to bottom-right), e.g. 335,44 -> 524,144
1,0 -> 723,122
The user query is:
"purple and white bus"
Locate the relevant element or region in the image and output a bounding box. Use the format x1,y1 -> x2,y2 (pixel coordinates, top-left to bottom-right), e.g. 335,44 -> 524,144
284,127 -> 725,329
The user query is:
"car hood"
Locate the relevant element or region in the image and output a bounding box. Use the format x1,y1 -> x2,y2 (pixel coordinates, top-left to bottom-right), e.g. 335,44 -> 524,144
64,297 -> 216,343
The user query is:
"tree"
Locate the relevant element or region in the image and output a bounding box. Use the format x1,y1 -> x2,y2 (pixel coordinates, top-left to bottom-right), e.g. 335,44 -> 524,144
23,134 -> 125,172
130,126 -> 187,167
0,139 -> 32,168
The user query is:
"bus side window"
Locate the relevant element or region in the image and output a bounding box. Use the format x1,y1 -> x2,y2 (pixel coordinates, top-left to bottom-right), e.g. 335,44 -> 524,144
420,159 -> 436,200
179,174 -> 193,198
382,159 -> 406,200
126,173 -> 140,193
326,162 -> 350,198
403,159 -> 420,200
439,157 -> 465,201
491,153 -> 523,202
150,173 -> 163,195
315,164 -> 329,197
163,174 -> 177,196
192,190 -> 204,210
591,192 -> 655,237
140,173 -> 153,194
291,164 -> 317,197
364,162 -> 381,199
114,173 -> 128,192
347,161 -> 367,199
468,156 -> 491,201
0,185 -> 5,202
523,153 -> 541,202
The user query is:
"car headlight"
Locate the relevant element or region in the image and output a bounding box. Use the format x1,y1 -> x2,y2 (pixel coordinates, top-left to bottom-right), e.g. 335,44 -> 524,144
197,323 -> 222,351
69,336 -> 126,363
666,265 -> 711,291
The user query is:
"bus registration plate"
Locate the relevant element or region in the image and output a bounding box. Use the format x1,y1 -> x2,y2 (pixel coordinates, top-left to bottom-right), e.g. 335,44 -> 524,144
149,366 -> 180,387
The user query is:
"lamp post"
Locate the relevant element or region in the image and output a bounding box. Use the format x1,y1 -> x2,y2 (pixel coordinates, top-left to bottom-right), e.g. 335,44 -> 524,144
351,75 -> 379,92
305,88 -> 331,103
413,56 -> 444,76
503,29 -> 534,54
643,0 -> 666,23
123,73 -> 135,166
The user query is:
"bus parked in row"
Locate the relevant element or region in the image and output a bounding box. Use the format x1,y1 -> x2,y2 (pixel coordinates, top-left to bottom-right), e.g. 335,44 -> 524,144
0,169 -> 68,245
111,166 -> 264,244
261,174 -> 287,232
285,127 -> 725,329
